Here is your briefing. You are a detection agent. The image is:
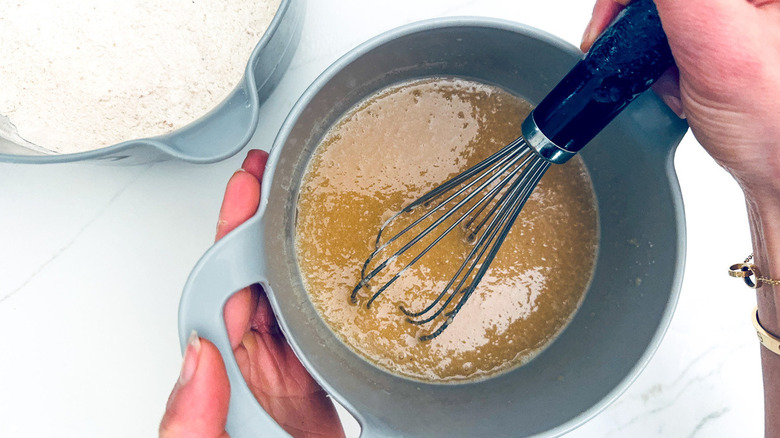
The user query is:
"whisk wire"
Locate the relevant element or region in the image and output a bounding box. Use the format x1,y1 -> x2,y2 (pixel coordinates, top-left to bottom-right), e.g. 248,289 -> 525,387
351,142 -> 528,306
352,137 -> 552,340
398,162 -> 530,319
402,157 -> 547,322
411,174 -> 535,339
359,150 -> 526,308
403,136 -> 527,210
415,158 -> 550,341
369,139 -> 525,255
464,150 -> 536,236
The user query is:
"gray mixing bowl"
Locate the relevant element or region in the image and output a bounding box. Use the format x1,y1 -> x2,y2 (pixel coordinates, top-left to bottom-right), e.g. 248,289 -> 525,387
179,17 -> 688,437
0,0 -> 304,165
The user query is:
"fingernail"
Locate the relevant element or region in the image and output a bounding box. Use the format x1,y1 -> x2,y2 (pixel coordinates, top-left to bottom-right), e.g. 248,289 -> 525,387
580,18 -> 596,51
227,168 -> 247,181
178,330 -> 201,385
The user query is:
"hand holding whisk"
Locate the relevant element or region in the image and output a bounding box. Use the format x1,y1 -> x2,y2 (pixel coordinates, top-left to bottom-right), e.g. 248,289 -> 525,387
352,0 -> 676,340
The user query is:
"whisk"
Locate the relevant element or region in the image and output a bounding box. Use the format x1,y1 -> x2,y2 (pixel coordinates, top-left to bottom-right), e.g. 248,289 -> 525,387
351,0 -> 676,341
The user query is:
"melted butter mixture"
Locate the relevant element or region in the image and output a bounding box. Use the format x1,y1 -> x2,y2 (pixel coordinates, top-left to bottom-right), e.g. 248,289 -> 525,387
295,78 -> 599,382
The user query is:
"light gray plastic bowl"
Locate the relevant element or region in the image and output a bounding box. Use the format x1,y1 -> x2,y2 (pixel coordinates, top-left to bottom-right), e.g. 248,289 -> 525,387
179,17 -> 688,438
0,0 -> 305,165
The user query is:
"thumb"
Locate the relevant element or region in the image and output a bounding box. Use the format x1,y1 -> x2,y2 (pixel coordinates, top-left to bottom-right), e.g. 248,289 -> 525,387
160,332 -> 231,438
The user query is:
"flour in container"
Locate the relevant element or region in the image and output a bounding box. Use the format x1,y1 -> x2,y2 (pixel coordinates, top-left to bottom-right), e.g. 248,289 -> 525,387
0,0 -> 281,153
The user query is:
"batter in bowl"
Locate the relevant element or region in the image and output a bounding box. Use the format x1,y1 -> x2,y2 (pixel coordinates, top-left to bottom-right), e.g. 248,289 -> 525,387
295,77 -> 599,382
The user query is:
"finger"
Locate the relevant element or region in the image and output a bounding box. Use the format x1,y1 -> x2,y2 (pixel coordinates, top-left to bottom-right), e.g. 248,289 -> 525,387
250,285 -> 281,335
160,333 -> 230,438
218,150 -> 269,348
215,169 -> 261,241
748,0 -> 780,8
233,287 -> 345,437
234,330 -> 346,438
216,149 -> 267,241
241,149 -> 269,181
224,287 -> 257,350
581,0 -> 629,52
216,169 -> 259,347
229,285 -> 278,379
650,66 -> 685,118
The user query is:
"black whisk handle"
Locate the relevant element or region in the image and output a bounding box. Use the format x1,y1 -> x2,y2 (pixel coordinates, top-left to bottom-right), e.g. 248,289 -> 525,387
530,0 -> 673,156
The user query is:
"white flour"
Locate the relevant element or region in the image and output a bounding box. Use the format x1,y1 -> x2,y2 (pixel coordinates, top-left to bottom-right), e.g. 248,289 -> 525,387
0,0 -> 281,153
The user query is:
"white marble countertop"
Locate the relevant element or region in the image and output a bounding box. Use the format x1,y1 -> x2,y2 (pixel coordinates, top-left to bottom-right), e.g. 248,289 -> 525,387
0,0 -> 764,436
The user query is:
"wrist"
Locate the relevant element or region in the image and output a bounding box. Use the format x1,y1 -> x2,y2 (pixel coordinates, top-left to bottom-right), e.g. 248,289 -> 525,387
745,194 -> 780,335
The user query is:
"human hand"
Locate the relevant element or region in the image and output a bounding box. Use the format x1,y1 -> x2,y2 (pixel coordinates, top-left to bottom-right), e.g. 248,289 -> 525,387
584,3 -> 780,435
582,0 -> 780,199
159,150 -> 345,438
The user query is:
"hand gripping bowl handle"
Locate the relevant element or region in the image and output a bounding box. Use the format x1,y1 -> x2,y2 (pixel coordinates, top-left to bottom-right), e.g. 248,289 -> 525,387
178,214 -> 290,437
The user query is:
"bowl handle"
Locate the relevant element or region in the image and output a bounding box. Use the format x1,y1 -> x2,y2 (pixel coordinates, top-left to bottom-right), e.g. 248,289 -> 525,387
177,215 -> 289,437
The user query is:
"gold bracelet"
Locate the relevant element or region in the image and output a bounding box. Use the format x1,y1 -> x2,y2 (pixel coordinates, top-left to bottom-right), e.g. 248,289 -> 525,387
728,253 -> 780,289
752,306 -> 780,355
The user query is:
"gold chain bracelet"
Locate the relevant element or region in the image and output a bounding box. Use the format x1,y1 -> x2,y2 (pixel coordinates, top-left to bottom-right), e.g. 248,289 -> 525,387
729,253 -> 780,288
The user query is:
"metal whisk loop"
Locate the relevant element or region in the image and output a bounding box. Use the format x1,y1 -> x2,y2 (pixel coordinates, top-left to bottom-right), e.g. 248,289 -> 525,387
412,158 -> 550,341
351,135 -> 553,340
397,161 -> 531,320
350,139 -> 528,307
463,150 -> 537,238
365,137 -> 526,259
358,148 -> 525,308
402,157 -> 548,324
401,136 -> 528,210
